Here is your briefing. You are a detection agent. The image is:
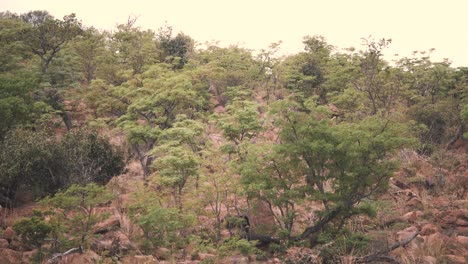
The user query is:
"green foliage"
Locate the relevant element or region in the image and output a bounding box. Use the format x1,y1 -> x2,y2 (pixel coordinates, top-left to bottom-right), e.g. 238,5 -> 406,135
461,104 -> 468,139
116,65 -> 207,177
0,72 -> 45,138
0,129 -> 124,207
320,232 -> 370,262
20,11 -> 83,74
241,95 -> 416,241
60,130 -> 126,185
158,23 -> 194,69
13,211 -> 52,248
40,183 -> 113,250
128,187 -> 195,251
218,237 -> 261,257
151,118 -> 205,208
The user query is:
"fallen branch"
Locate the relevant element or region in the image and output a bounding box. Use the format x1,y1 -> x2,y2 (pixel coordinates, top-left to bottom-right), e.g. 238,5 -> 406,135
47,247 -> 82,263
355,230 -> 420,264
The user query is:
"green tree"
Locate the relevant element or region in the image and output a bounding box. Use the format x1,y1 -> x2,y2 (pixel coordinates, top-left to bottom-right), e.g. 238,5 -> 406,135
110,16 -> 160,75
128,186 -> 194,252
0,129 -> 124,207
241,95 -> 415,243
117,65 -> 206,178
157,23 -> 194,69
351,38 -> 404,116
20,11 -> 82,74
151,118 -> 205,209
40,183 -> 113,252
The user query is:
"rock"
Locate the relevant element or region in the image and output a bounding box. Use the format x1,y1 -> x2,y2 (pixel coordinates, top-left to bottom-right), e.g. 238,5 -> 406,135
397,226 -> 419,241
0,248 -> 22,263
122,255 -> 158,264
455,235 -> 468,246
114,231 -> 137,252
214,105 -> 225,113
439,209 -> 468,226
93,216 -> 120,234
90,238 -> 113,253
22,249 -> 38,263
443,254 -> 466,264
420,223 -> 439,236
155,247 -> 171,260
402,211 -> 423,223
426,232 -> 449,249
455,226 -> 468,236
3,227 -> 15,241
420,256 -> 437,264
0,238 -> 9,248
198,253 -> 216,261
406,197 -> 423,209
455,218 -> 468,227
56,250 -> 100,264
222,255 -> 249,264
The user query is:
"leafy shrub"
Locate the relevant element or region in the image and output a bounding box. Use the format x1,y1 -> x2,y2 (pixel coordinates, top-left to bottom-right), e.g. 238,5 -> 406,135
218,237 -> 261,257
13,211 -> 52,248
0,129 -> 125,207
39,183 -> 113,251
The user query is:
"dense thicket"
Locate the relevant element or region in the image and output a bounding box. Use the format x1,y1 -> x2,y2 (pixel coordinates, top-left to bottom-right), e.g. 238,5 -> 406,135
0,10 -> 466,260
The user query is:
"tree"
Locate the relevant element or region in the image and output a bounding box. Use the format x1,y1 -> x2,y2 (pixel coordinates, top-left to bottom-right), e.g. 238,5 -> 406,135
20,11 -> 82,74
40,183 -> 113,252
0,129 -> 125,207
157,23 -> 194,69
110,16 -> 160,75
0,73 -> 46,139
195,44 -> 259,106
241,95 -> 415,243
0,12 -> 32,73
151,118 -> 205,209
127,186 -> 194,252
351,38 -> 405,116
117,65 -> 206,178
70,28 -> 106,84
278,35 -> 333,102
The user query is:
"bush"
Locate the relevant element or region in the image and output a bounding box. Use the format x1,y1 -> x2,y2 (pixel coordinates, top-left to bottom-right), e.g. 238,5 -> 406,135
0,129 -> 125,207
218,237 -> 261,257
13,211 -> 52,249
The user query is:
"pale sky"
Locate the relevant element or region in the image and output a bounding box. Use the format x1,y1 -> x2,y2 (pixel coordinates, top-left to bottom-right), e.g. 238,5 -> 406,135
2,0 -> 467,66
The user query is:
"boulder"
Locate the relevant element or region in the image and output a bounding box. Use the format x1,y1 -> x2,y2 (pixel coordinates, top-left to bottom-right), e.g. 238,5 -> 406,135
420,256 -> 437,264
425,232 -> 449,250
3,227 -> 15,241
0,248 -> 22,263
402,211 -> 423,223
122,255 -> 158,264
0,238 -> 9,248
222,255 -> 249,264
443,255 -> 466,264
397,226 -> 419,241
406,197 -> 423,210
196,253 -> 216,261
93,216 -> 120,234
420,223 -> 439,236
455,235 -> 468,247
455,226 -> 468,236
114,230 -> 137,252
455,218 -> 468,227
22,249 -> 38,263
56,250 -> 100,264
155,247 -> 171,260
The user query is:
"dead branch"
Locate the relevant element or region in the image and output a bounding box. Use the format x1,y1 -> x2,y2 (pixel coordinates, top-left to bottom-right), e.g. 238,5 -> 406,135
47,247 -> 82,263
355,230 -> 420,264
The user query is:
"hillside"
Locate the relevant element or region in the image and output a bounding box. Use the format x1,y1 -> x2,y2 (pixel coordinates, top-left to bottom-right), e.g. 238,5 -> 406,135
0,11 -> 467,264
